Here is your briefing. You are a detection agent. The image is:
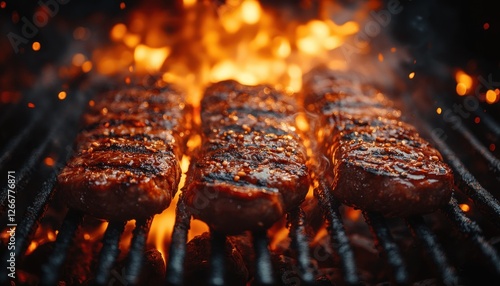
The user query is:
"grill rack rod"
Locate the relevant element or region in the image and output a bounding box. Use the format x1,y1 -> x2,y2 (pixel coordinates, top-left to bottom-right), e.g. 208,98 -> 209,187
165,195 -> 191,286
0,73 -> 87,167
443,194 -> 500,276
36,214 -> 151,286
473,108 -> 500,139
95,221 -> 127,285
0,111 -> 44,167
0,118 -> 65,210
253,230 -> 275,285
208,230 -> 226,286
423,121 -> 500,226
0,82 -> 55,133
166,198 -> 316,285
448,120 -> 500,177
0,175 -> 65,285
314,179 -> 360,285
40,210 -> 84,286
288,207 -> 316,283
362,212 -> 409,285
406,216 -> 459,286
0,89 -> 87,212
124,217 -> 153,285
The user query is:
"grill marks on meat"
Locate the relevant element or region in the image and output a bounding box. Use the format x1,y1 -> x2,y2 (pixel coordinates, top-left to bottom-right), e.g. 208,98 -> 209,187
184,80 -> 310,234
57,86 -> 190,221
303,68 -> 453,217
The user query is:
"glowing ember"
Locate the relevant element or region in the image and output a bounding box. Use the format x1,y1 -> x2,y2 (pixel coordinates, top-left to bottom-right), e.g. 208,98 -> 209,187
58,91 -> 67,100
32,41 -> 41,51
474,117 -> 480,124
111,23 -> 127,41
408,72 -> 415,79
455,70 -> 473,96
490,144 -> 496,152
436,107 -> 442,115
345,207 -> 362,221
485,89 -> 498,104
459,204 -> 470,212
456,83 -> 467,96
27,102 -> 35,108
44,157 -> 55,166
82,61 -> 93,73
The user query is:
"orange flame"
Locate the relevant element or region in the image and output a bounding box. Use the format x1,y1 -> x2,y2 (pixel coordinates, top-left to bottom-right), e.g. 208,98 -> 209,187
84,0 -> 383,253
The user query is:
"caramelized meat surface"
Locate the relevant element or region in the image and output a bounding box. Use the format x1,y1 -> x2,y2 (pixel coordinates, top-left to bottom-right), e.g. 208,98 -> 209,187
184,80 -> 310,233
57,85 -> 190,221
303,68 -> 453,217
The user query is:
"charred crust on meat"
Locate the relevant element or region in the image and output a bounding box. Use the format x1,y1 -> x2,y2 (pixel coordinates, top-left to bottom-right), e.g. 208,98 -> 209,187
184,80 -> 310,234
56,83 -> 190,221
303,67 -> 453,217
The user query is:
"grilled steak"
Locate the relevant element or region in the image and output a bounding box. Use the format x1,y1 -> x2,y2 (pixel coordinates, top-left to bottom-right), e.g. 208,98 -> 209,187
303,67 -> 453,217
57,85 -> 190,221
184,80 -> 310,233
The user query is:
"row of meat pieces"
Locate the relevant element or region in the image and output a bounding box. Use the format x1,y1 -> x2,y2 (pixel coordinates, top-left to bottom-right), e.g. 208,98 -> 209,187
57,68 -> 454,233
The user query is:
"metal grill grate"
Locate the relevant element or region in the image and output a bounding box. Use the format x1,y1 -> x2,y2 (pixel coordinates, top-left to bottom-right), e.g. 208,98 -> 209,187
1,80 -> 500,286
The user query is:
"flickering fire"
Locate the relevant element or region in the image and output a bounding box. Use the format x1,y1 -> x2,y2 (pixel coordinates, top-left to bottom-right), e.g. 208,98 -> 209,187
0,0 -> 425,270
81,0 -> 380,254
90,0 -> 372,109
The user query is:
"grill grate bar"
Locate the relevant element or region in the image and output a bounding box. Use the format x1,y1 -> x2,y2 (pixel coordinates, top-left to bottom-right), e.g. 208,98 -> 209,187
288,207 -> 316,283
165,195 -> 191,286
363,212 -> 409,285
208,230 -> 227,286
40,210 -> 84,286
124,217 -> 153,285
253,230 -> 275,285
452,123 -> 500,177
406,216 -> 459,285
94,221 -> 127,285
473,109 -> 500,138
426,122 -> 500,226
443,195 -> 500,275
0,111 -> 44,168
0,119 -> 65,210
14,175 -> 57,257
314,179 -> 360,285
0,172 -> 57,284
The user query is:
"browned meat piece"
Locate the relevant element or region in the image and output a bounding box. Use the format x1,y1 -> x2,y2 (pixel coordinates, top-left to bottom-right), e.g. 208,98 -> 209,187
57,85 -> 190,221
184,80 -> 310,234
303,67 -> 453,217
